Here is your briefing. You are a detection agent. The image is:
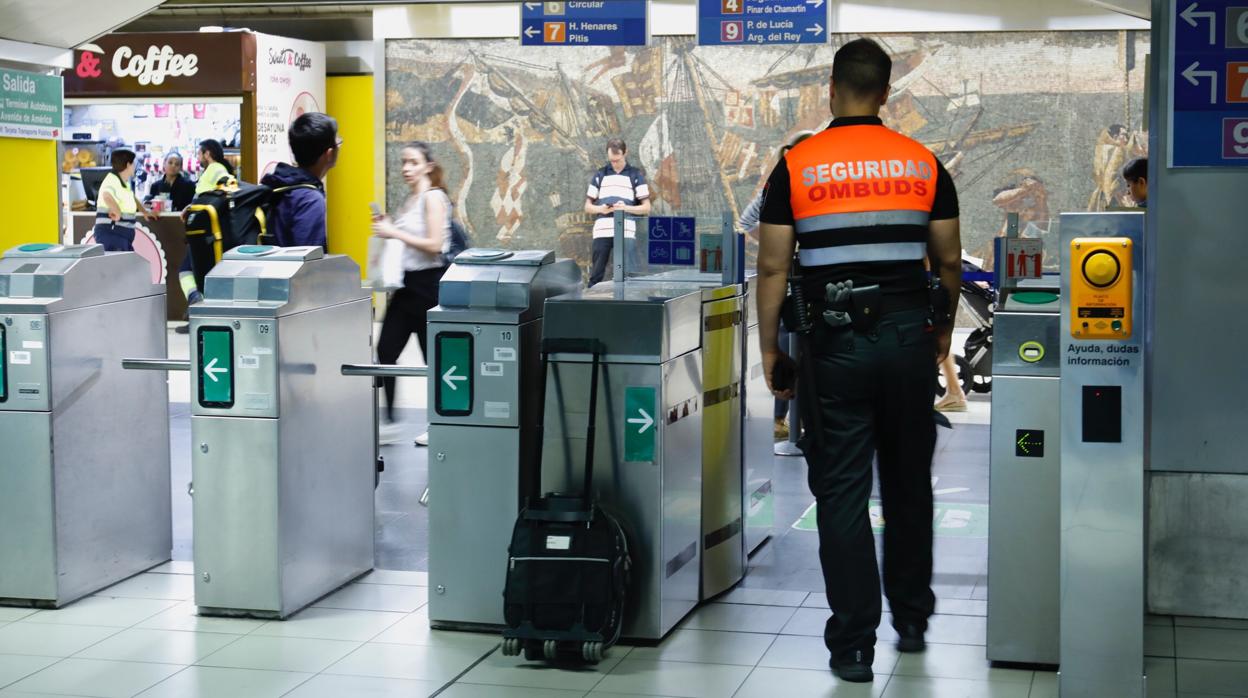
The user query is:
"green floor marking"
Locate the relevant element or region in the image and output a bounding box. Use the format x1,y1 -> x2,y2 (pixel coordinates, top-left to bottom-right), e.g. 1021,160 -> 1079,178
792,500 -> 989,538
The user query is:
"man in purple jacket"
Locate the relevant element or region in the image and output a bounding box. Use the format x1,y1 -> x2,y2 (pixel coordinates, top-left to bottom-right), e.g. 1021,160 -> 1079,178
261,112 -> 341,249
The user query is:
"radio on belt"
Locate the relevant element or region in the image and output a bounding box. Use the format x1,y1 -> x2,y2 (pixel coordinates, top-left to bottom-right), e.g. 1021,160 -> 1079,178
1069,237 -> 1132,339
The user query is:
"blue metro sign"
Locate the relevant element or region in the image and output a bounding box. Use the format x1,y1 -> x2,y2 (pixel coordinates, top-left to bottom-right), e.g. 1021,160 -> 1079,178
521,1 -> 647,47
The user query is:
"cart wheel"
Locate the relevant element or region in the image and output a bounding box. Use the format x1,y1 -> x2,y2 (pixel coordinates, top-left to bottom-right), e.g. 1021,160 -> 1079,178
523,643 -> 542,661
581,641 -> 593,663
501,638 -> 519,656
590,641 -> 604,664
971,374 -> 992,394
543,639 -> 558,660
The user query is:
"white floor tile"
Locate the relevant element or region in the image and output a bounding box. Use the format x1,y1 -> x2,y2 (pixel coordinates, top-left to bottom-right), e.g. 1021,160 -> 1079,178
627,630 -> 776,666
358,570 -> 429,587
96,573 -> 195,601
893,643 -> 1031,683
935,600 -> 988,617
136,601 -> 269,635
460,646 -> 624,692
0,623 -> 120,657
0,654 -> 59,689
0,691 -> 96,698
1176,658 -> 1248,696
881,675 -> 1030,697
370,610 -> 500,650
282,673 -> 441,698
758,634 -> 899,675
1029,670 -> 1058,698
0,610 -> 34,624
252,607 -> 406,642
1175,626 -> 1248,662
681,604 -> 796,635
135,666 -> 312,698
148,561 -> 194,576
195,634 -> 360,674
1175,616 -> 1248,630
780,608 -> 828,637
24,596 -> 178,628
925,614 -> 988,646
448,685 -> 586,697
715,588 -> 809,607
1147,656 -> 1177,698
1147,622 -> 1177,658
7,657 -> 182,698
312,583 -> 427,613
74,628 -> 241,665
734,666 -> 887,697
325,641 -> 488,683
593,658 -> 751,698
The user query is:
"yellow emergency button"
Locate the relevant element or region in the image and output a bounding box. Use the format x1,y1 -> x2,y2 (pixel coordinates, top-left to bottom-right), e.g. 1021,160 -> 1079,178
1082,251 -> 1121,288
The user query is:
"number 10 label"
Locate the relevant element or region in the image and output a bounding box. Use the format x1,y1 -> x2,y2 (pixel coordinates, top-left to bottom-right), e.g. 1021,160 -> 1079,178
721,20 -> 743,42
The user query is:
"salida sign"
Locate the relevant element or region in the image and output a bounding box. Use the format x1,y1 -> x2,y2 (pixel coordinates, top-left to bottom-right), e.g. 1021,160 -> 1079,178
64,33 -> 255,97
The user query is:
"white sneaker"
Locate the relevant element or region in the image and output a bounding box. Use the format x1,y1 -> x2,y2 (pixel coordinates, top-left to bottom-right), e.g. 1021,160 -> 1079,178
378,421 -> 405,445
414,432 -> 429,447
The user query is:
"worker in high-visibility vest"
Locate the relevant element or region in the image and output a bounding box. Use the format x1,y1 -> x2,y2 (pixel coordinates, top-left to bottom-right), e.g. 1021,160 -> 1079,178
755,38 -> 963,684
93,148 -> 156,252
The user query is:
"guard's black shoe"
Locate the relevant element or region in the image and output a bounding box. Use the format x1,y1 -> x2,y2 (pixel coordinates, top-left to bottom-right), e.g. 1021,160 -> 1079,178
896,624 -> 926,653
829,649 -> 874,683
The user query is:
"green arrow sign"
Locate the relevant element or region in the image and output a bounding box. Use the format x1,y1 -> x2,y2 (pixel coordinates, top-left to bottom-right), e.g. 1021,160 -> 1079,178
1015,429 -> 1045,458
0,325 -> 8,402
197,327 -> 234,407
435,332 -> 473,416
624,386 -> 656,462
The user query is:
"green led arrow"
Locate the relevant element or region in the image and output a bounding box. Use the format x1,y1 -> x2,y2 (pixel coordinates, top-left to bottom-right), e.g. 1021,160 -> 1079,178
1017,432 -> 1036,454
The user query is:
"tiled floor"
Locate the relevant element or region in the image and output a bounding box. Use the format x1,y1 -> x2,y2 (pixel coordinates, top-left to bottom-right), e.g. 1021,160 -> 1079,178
5,566 -> 1245,697
6,330 -> 1247,695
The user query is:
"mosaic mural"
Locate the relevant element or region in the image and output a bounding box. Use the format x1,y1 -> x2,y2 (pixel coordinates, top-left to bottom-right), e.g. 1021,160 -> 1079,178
384,32 -> 1148,271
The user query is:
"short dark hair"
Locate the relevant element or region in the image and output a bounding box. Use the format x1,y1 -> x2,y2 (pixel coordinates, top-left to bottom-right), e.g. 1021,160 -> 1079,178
289,112 -> 339,169
606,138 -> 627,154
1122,157 -> 1147,183
832,38 -> 892,100
110,148 -> 136,174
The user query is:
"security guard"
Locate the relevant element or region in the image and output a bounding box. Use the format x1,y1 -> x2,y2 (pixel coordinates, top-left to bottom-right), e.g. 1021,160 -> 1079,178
756,38 -> 962,684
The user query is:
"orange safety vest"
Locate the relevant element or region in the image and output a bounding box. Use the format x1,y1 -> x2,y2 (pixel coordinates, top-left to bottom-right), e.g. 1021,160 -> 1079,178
785,123 -> 938,270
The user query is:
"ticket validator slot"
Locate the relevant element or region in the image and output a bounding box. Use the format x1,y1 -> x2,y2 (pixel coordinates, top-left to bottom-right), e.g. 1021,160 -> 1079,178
1070,237 -> 1133,339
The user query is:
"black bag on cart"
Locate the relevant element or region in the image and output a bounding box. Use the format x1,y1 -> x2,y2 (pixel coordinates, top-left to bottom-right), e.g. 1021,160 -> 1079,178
500,338 -> 631,665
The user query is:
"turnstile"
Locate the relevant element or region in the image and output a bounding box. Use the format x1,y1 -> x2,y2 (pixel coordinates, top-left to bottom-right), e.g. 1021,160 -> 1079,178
424,249 -> 581,629
987,282 -> 1061,665
741,275 -> 775,555
187,245 -> 373,618
632,270 -> 746,599
0,243 -> 170,607
541,281 -> 705,640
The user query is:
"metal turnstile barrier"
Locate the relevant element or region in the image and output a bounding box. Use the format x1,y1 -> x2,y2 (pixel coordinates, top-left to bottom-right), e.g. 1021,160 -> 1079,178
424,249 -> 580,629
741,275 -> 776,554
127,245 -> 375,618
987,280 -> 1061,665
541,281 -> 705,640
0,243 -> 171,607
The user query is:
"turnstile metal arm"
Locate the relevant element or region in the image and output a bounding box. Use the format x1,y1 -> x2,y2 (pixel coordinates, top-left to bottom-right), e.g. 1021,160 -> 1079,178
340,364 -> 429,378
123,358 -> 191,372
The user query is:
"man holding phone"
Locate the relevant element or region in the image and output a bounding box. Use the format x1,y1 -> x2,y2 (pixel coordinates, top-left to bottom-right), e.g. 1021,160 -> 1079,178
584,138 -> 650,285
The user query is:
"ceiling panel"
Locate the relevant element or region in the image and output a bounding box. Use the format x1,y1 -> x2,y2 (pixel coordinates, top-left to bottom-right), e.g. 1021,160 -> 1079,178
0,0 -> 165,49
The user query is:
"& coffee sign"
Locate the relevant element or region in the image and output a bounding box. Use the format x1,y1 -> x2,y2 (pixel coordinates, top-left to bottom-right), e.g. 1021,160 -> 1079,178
64,33 -> 256,97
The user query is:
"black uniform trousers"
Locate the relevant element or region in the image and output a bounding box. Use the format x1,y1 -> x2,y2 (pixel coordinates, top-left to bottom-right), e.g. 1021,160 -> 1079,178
377,267 -> 446,422
798,306 -> 938,663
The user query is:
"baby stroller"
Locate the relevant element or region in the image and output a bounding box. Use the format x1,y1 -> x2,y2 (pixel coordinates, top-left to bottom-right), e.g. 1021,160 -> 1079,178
936,255 -> 995,397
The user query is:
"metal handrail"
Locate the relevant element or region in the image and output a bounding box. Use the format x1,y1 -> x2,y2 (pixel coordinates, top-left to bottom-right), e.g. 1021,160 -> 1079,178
340,364 -> 429,378
123,358 -> 191,372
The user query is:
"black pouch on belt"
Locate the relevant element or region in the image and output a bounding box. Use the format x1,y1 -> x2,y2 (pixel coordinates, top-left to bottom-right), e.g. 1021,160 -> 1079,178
849,284 -> 882,334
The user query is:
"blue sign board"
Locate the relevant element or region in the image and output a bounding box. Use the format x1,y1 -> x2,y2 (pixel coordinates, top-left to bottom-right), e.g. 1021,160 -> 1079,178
648,216 -> 696,267
1170,0 -> 1248,166
521,1 -> 647,47
698,0 -> 827,46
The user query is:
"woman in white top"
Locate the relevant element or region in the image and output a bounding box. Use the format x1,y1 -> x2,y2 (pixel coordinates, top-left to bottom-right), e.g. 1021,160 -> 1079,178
94,148 -> 156,252
371,141 -> 452,444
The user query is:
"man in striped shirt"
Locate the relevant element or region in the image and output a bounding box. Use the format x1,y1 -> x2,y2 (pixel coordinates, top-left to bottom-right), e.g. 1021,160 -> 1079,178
584,138 -> 651,285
